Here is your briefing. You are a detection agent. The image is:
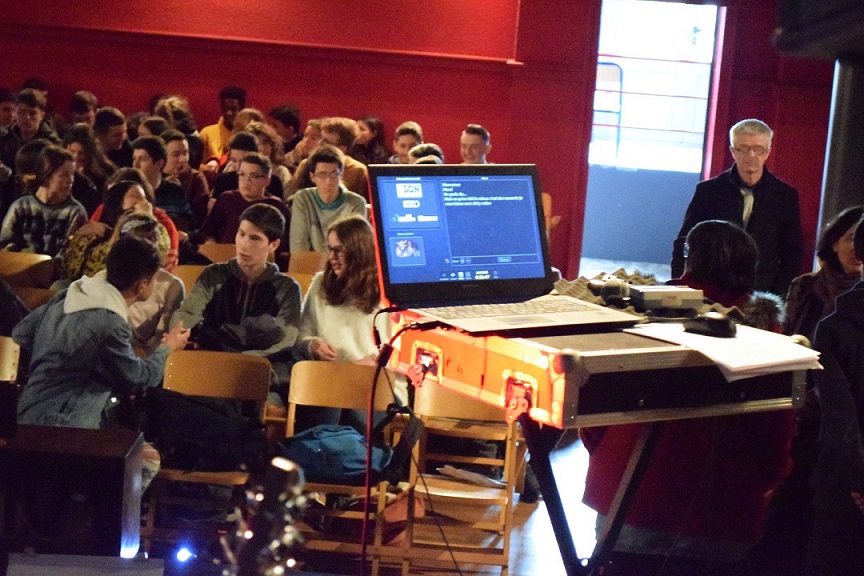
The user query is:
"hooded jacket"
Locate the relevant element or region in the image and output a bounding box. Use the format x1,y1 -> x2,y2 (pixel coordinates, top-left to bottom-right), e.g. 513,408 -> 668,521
170,259 -> 300,359
13,272 -> 170,429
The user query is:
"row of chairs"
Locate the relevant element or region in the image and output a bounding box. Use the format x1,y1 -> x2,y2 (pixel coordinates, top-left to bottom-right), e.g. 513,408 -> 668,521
143,352 -> 519,575
0,247 -> 327,310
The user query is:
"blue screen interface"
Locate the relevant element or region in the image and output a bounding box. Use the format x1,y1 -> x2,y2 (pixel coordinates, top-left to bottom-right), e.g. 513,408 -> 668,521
375,172 -> 546,284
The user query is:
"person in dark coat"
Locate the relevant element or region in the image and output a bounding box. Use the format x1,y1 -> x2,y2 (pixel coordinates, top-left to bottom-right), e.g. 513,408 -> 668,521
672,119 -> 803,297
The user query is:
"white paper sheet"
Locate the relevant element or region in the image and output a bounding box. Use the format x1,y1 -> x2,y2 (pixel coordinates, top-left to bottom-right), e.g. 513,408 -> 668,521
624,323 -> 822,382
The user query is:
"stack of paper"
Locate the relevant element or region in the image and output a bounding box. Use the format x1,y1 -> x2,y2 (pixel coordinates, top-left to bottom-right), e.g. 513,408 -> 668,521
625,323 -> 822,382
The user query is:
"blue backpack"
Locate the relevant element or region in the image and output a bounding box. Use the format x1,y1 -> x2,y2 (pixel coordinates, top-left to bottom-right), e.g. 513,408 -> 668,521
278,404 -> 423,486
279,424 -> 393,485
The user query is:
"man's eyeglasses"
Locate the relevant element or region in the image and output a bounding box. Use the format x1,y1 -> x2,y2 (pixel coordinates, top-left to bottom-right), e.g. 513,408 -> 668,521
326,245 -> 344,257
314,170 -> 342,180
733,145 -> 769,157
238,172 -> 266,180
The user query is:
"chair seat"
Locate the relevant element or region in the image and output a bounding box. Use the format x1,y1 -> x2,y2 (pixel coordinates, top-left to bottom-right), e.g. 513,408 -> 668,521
156,468 -> 250,486
415,476 -> 510,503
423,418 -> 509,441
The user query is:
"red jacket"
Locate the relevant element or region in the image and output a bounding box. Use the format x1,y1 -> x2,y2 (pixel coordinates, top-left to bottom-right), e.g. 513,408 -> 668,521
581,278 -> 794,545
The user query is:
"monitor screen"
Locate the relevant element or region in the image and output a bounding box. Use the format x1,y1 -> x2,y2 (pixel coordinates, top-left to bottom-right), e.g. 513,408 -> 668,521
369,163 -> 552,305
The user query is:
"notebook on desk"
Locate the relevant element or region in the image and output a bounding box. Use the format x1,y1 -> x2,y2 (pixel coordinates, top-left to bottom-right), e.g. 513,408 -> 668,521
368,163 -> 639,335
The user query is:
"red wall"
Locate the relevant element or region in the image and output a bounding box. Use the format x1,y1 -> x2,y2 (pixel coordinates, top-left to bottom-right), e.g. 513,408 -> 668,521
0,0 -> 834,277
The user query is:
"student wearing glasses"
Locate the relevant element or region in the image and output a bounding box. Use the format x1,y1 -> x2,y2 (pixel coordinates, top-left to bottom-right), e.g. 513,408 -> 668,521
671,119 -> 802,296
199,152 -> 290,246
289,145 -> 366,253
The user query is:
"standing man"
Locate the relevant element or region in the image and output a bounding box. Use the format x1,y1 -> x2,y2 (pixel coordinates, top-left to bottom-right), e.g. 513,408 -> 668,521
460,123 -> 491,164
671,119 -> 802,296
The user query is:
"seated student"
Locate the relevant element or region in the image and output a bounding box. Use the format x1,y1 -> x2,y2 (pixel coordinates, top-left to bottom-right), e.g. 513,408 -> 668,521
285,117 -> 369,201
246,121 -> 292,190
348,116 -> 390,166
806,215 -> 864,575
212,131 -> 284,200
63,122 -> 117,206
172,204 -> 301,402
199,152 -> 290,246
388,121 -> 423,164
268,104 -> 302,153
581,220 -> 794,576
13,236 -> 189,429
132,135 -> 193,232
0,88 -> 15,134
284,119 -> 322,176
94,107 -> 132,168
136,116 -> 171,139
59,180 -> 158,281
89,167 -> 180,271
152,95 -> 204,170
409,142 -> 445,164
160,129 -> 210,231
289,145 -> 366,253
293,216 -> 404,429
0,89 -> 61,170
68,90 -> 98,128
0,145 -> 87,256
200,85 -> 246,173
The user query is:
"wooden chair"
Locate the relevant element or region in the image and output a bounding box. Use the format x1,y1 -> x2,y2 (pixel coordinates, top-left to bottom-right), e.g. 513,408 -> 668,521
172,264 -> 208,295
0,336 -> 20,438
402,384 -> 519,576
0,252 -> 55,288
285,271 -> 315,296
195,242 -> 237,264
141,350 -> 272,552
286,360 -> 408,575
0,336 -> 19,383
288,250 -> 327,274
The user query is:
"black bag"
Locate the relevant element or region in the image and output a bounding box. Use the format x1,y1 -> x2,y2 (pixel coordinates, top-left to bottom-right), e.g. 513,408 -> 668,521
143,387 -> 266,472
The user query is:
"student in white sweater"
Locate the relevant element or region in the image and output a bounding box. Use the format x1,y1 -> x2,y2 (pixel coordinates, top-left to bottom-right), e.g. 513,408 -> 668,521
294,215 -> 405,430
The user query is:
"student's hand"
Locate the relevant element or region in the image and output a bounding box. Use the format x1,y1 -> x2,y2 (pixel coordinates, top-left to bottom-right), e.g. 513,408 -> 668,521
76,221 -> 110,237
163,321 -> 190,352
134,200 -> 154,216
310,338 -> 338,361
852,491 -> 864,513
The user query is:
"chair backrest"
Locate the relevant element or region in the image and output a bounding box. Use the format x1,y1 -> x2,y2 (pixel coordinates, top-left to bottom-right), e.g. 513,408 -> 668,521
0,336 -> 20,383
163,350 -> 271,401
414,383 -> 507,423
288,250 -> 327,274
285,272 -> 315,296
286,361 -> 396,435
196,243 -> 237,264
173,264 -> 208,295
0,252 -> 55,288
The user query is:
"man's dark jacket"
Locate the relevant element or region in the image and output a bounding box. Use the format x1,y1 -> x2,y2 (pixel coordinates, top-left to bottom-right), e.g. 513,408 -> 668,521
671,165 -> 802,296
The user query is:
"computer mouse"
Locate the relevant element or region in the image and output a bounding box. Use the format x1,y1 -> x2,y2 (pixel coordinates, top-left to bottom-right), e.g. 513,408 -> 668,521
683,311 -> 737,338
